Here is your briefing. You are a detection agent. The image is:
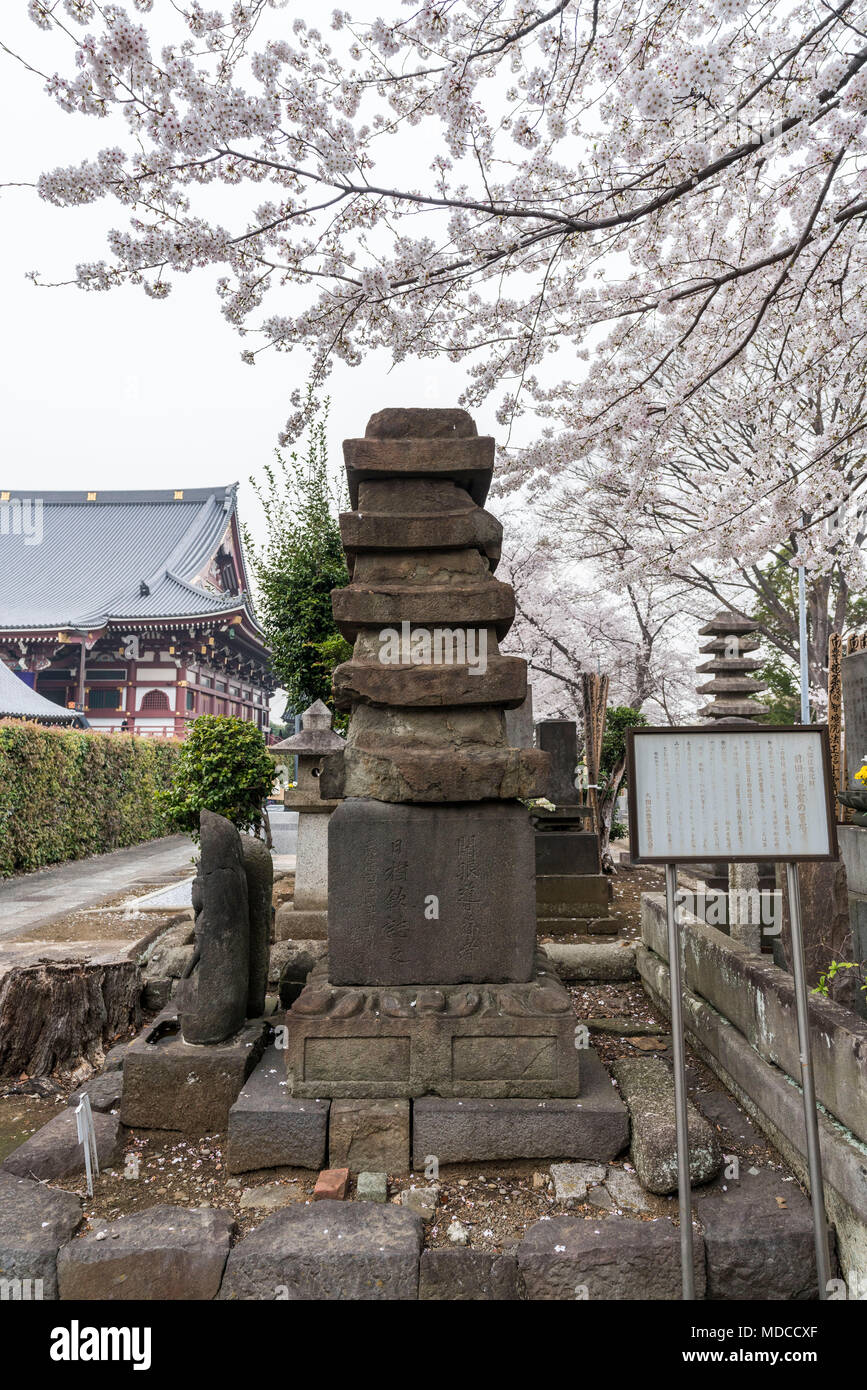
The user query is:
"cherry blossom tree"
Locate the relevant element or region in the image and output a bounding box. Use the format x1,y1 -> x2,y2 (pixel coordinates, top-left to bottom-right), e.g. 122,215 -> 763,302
5,0 -> 867,496
502,539 -> 697,723
500,536 -> 698,858
543,323 -> 867,708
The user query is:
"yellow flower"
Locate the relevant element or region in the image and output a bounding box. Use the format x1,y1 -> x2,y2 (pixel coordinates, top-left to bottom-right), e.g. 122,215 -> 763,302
855,764 -> 867,784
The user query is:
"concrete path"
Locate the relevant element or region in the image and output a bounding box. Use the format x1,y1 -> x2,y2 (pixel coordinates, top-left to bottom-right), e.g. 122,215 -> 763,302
0,809 -> 299,937
0,835 -> 196,938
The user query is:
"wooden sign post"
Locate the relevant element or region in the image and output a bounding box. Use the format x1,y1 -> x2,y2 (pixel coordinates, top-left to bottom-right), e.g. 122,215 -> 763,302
626,724 -> 837,1301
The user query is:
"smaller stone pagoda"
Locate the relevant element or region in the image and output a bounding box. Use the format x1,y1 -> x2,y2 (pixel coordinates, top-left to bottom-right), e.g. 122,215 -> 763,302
273,699 -> 345,938
696,611 -> 769,723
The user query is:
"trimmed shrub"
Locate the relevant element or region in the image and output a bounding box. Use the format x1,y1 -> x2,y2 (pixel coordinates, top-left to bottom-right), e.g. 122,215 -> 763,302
160,715 -> 275,839
0,721 -> 180,877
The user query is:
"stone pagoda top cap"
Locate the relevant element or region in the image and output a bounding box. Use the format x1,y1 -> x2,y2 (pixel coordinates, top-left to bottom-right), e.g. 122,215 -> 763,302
365,407 -> 477,439
698,610 -> 760,636
272,699 -> 345,754
343,408 -> 494,508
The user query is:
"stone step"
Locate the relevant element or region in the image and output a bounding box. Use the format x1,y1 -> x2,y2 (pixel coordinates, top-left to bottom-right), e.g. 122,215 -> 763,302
411,1049 -> 628,1164
541,941 -> 637,981
273,903 -> 327,942
227,1045 -> 329,1173
536,874 -> 613,912
535,831 -> 601,876
538,916 -> 621,936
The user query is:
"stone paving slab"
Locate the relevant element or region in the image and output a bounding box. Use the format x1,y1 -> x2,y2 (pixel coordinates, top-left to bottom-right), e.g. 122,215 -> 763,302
57,1205 -> 234,1300
227,1046 -> 329,1173
0,1173 -> 82,1299
218,1200 -> 423,1300
412,1049 -> 628,1165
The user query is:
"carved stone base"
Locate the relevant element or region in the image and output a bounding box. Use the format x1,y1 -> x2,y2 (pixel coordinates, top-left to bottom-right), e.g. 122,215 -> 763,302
122,1011 -> 269,1132
284,951 -> 579,1099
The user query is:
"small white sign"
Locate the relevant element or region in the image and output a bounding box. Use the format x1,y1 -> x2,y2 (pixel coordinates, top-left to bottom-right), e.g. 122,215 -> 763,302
628,727 -> 836,863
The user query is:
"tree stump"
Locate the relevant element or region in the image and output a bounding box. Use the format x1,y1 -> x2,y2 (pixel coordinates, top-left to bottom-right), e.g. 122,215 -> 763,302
0,959 -> 141,1078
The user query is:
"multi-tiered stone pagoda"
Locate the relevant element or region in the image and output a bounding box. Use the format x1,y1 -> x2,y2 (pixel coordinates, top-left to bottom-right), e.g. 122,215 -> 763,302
285,408 -> 581,1100
696,611 -> 769,723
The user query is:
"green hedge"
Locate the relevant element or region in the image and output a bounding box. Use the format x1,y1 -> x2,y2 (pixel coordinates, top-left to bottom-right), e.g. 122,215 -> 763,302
0,721 -> 181,877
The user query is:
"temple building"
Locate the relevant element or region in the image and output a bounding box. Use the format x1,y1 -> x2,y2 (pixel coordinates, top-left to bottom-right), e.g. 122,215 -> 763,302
0,485 -> 273,738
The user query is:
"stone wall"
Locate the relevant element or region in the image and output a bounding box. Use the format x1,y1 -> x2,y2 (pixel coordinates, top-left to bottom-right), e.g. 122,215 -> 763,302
838,825 -> 867,1020
637,894 -> 867,1279
640,896 -> 867,1143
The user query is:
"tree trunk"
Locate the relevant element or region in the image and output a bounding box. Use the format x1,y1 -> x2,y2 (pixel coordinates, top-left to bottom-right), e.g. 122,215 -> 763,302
774,860 -> 856,1006
0,960 -> 141,1079
598,755 -> 627,873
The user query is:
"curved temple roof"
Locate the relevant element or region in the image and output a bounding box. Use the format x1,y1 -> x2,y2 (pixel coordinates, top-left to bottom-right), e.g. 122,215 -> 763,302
0,659 -> 84,724
0,485 -> 262,634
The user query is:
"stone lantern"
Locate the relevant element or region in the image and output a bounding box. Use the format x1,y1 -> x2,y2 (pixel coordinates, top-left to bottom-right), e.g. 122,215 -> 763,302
272,699 -> 345,939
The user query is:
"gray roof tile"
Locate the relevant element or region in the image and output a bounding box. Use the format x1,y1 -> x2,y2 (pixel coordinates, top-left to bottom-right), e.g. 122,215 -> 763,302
0,485 -> 259,631
0,660 -> 82,723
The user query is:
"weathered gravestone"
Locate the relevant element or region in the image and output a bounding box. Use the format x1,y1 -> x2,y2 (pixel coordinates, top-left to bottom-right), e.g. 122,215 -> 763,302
179,809 -> 250,1044
240,832 -> 273,1018
122,809 -> 270,1131
536,718 -> 581,805
533,718 -> 613,935
285,407 -> 582,1099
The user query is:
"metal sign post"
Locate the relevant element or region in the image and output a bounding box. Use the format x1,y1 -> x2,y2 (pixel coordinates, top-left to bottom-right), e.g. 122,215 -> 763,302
785,861 -> 832,1297
664,862 -> 695,1300
627,725 -> 838,1303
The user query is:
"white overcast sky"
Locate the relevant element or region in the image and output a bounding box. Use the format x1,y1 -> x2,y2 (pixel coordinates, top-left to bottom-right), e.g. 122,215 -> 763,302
0,7 -> 514,720
0,6 -> 503,542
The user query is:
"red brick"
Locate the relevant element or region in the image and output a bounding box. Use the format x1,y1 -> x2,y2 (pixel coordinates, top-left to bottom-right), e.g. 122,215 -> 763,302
313,1167 -> 350,1201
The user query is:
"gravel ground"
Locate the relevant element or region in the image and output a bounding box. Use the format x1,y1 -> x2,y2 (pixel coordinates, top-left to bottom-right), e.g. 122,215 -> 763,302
8,906 -> 184,944
19,859 -> 803,1252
